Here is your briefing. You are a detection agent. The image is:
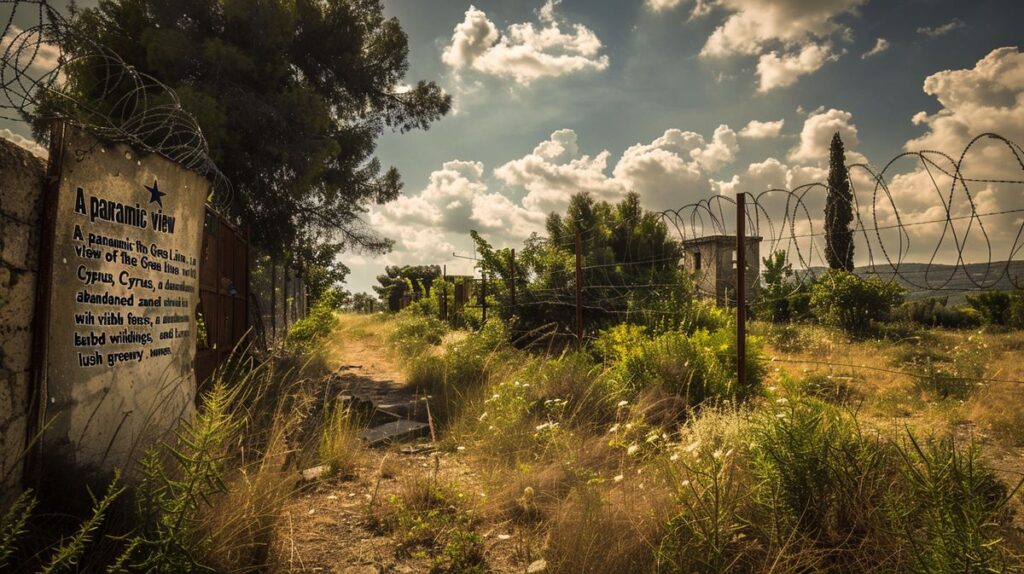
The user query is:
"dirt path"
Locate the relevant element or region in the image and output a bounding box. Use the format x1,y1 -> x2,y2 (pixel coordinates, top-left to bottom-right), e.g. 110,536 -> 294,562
271,316 -> 527,574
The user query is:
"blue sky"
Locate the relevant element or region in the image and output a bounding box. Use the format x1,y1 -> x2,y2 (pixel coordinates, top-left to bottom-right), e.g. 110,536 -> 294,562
3,0 -> 1023,293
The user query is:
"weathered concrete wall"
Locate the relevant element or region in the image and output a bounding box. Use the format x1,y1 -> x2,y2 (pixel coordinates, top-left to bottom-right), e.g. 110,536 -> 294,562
0,137 -> 46,503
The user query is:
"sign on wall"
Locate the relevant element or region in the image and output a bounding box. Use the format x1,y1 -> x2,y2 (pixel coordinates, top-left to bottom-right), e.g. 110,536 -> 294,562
38,125 -> 209,479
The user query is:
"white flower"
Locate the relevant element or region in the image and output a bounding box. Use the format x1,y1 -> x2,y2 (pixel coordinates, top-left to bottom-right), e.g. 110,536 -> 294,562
775,397 -> 788,405
627,444 -> 640,456
617,400 -> 629,407
608,424 -> 620,433
670,453 -> 680,462
713,449 -> 723,460
457,446 -> 466,451
613,474 -> 624,483
684,440 -> 701,454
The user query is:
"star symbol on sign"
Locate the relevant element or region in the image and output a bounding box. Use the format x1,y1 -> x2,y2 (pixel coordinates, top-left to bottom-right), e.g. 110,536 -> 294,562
145,179 -> 165,208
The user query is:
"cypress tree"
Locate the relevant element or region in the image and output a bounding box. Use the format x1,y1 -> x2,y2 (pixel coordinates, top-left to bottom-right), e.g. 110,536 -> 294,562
825,132 -> 855,271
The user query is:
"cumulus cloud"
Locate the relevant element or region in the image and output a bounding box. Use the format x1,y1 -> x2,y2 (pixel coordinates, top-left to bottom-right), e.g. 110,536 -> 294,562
645,0 -> 684,12
788,108 -> 859,164
442,2 -> 609,84
700,0 -> 865,58
494,125 -> 740,213
861,38 -> 889,59
917,18 -> 965,38
739,119 -> 785,139
757,43 -> 837,92
0,128 -> 48,158
0,24 -> 60,74
906,46 -> 1024,152
495,129 -> 626,213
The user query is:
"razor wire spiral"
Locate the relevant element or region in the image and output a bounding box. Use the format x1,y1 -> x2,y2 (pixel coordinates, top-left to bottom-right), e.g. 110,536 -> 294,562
1,0 -> 230,202
650,133 -> 1024,296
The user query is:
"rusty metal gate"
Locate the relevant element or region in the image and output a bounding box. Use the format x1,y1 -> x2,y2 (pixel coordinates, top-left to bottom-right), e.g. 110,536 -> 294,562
196,206 -> 249,385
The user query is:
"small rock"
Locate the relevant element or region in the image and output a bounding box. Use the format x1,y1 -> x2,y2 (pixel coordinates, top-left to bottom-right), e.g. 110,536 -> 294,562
527,559 -> 547,573
300,465 -> 329,481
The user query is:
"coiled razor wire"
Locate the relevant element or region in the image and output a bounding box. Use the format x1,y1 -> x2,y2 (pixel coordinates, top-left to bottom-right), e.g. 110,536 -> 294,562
1,0 -> 231,204
649,133 -> 1024,297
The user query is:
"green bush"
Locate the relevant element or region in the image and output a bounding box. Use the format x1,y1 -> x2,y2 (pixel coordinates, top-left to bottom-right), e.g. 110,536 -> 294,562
809,270 -> 905,333
889,435 -> 1016,573
388,313 -> 448,357
966,290 -> 1011,326
285,289 -> 342,349
609,325 -> 763,408
896,297 -> 982,329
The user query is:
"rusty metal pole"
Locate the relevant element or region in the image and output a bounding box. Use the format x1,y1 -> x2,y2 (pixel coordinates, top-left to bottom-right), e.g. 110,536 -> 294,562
575,231 -> 583,345
510,249 -> 517,310
481,272 -> 488,324
736,192 -> 747,390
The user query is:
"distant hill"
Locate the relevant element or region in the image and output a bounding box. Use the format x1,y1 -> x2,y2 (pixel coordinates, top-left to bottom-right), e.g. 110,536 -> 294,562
803,261 -> 1024,302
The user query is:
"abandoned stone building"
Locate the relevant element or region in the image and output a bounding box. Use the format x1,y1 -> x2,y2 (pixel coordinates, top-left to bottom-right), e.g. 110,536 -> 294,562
680,235 -> 762,305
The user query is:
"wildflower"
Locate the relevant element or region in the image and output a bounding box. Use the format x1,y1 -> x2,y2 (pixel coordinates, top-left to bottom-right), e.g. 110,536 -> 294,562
684,440 -> 701,454
457,446 -> 466,452
767,385 -> 777,392
712,449 -> 723,460
775,397 -> 788,405
670,453 -> 679,462
608,424 -> 620,433
627,444 -> 640,456
613,474 -> 624,483
617,400 -> 629,407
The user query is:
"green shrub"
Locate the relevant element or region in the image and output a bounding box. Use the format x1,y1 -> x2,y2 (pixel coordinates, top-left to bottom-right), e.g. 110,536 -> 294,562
966,290 -> 1011,326
594,324 -> 648,362
896,297 -> 982,329
389,313 -> 448,357
889,435 -> 1018,573
809,270 -> 905,333
610,325 -> 763,409
285,290 -> 342,349
113,383 -> 237,572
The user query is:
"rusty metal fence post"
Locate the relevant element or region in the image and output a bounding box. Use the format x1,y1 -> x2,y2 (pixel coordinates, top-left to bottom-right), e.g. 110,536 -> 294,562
575,231 -> 583,345
736,192 -> 747,390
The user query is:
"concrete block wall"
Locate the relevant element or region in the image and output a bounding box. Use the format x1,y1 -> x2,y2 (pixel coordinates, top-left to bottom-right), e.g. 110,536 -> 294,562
0,137 -> 46,503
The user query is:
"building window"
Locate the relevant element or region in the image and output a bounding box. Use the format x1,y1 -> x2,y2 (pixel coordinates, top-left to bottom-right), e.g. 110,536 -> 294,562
693,251 -> 702,270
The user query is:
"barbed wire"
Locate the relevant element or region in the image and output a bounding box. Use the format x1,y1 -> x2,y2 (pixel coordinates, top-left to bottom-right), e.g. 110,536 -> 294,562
1,0 -> 231,204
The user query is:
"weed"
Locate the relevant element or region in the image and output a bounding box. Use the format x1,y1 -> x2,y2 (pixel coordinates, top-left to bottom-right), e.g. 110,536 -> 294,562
318,402 -> 362,479
889,433 -> 1021,573
367,475 -> 486,572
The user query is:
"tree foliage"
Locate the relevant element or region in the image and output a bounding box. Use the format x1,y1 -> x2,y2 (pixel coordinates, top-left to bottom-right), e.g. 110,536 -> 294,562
47,0 -> 451,255
373,265 -> 441,312
472,192 -> 693,339
825,132 -> 854,271
809,270 -> 904,333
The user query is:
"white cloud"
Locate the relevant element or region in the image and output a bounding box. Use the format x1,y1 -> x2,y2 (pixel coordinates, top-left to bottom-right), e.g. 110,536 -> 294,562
700,0 -> 865,58
861,38 -> 889,59
0,128 -> 48,158
739,119 -> 785,139
788,108 -> 859,164
614,133 -> 715,210
917,18 -> 965,38
0,24 -> 60,74
442,3 -> 609,84
906,46 -> 1024,153
756,43 -> 837,92
495,129 -> 626,213
645,0 -> 684,12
